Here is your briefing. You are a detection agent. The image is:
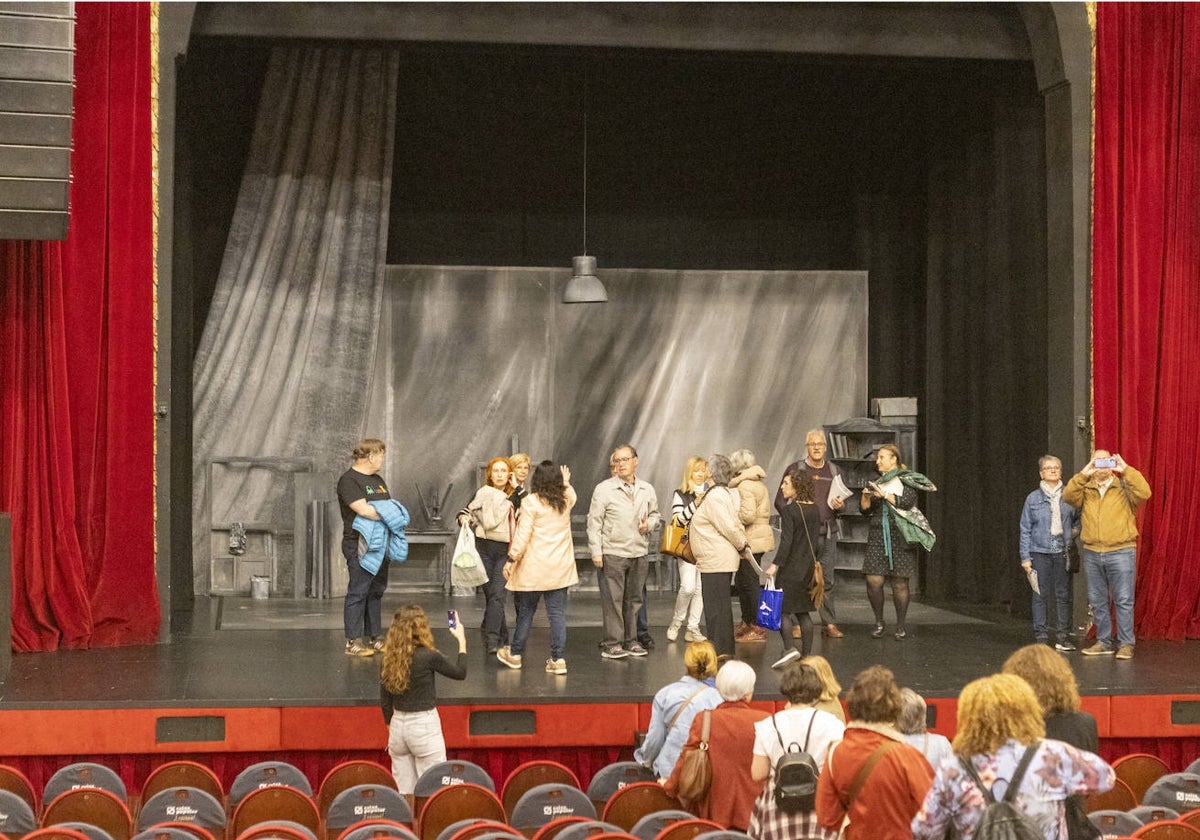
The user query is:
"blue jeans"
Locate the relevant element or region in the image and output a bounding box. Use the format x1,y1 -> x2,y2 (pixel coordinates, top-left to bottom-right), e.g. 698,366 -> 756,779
511,587 -> 568,660
343,544 -> 391,640
477,538 -> 510,649
1082,546 -> 1136,647
1029,551 -> 1070,642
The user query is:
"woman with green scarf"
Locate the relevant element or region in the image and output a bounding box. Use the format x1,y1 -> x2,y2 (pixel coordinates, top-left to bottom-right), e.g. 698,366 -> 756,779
859,444 -> 936,640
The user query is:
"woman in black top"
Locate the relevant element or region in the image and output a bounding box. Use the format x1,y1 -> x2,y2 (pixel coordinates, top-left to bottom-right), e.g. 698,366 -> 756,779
1002,643 -> 1098,751
380,604 -> 467,794
764,465 -> 823,669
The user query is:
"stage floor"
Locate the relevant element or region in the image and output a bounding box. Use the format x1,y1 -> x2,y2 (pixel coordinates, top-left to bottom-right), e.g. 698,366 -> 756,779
3,587 -> 1197,711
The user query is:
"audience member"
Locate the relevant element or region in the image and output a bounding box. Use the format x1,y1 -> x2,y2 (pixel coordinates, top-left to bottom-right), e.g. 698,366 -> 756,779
815,665 -> 933,840
379,604 -> 467,794
802,655 -> 846,723
635,640 -> 723,780
499,462 -> 578,674
1002,643 -> 1098,751
896,688 -> 953,769
665,660 -> 770,831
748,662 -> 846,840
730,448 -> 773,643
911,673 -> 1114,840
690,454 -> 756,656
587,444 -> 661,659
666,455 -> 710,643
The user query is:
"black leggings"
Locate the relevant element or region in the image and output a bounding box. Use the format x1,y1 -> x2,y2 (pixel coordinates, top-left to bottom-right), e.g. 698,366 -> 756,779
779,612 -> 815,657
865,575 -> 910,629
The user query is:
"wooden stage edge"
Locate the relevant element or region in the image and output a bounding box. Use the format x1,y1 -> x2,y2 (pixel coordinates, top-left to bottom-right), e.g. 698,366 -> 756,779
4,694 -> 1200,757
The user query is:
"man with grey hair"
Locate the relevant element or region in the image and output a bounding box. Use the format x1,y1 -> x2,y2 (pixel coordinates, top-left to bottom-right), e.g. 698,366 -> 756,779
1064,449 -> 1150,660
775,428 -> 847,638
1019,454 -> 1081,651
588,444 -> 661,659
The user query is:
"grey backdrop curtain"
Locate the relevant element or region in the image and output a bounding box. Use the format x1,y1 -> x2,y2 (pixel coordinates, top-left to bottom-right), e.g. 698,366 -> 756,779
191,45 -> 399,594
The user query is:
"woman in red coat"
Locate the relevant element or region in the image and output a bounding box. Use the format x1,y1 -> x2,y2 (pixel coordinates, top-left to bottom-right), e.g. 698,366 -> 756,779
665,659 -> 770,830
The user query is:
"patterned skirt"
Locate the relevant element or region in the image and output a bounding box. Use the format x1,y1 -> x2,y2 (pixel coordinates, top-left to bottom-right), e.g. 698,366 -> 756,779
747,780 -> 837,840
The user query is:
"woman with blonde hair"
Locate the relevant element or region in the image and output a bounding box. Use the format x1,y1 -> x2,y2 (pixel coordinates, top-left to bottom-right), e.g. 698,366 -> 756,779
379,605 -> 467,794
459,457 -> 515,654
911,674 -> 1114,840
730,448 -> 774,643
802,655 -> 846,723
1001,643 -> 1097,752
635,640 -> 722,779
666,456 -> 709,643
507,453 -> 531,510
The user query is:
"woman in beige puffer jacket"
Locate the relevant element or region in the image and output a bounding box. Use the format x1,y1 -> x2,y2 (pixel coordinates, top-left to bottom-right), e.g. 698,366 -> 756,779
729,449 -> 775,642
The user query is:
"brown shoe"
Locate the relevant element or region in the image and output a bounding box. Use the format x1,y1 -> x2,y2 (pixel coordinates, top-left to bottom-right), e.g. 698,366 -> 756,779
1115,644 -> 1134,660
734,622 -> 752,640
822,624 -> 844,639
738,626 -> 767,643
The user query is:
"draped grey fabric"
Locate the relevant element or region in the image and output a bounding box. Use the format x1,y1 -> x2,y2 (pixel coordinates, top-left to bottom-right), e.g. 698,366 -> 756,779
368,266 -> 867,527
192,46 -> 399,594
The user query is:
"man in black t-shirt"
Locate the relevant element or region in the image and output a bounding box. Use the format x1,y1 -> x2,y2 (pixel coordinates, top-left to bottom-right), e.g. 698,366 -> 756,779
337,438 -> 392,656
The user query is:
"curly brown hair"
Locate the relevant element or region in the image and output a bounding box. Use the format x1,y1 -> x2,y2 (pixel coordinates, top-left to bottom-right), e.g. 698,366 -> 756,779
1002,643 -> 1081,715
952,674 -> 1045,757
380,604 -> 436,694
845,665 -> 902,724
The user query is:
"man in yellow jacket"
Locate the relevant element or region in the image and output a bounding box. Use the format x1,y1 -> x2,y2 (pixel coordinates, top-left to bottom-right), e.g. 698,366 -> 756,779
1063,450 -> 1151,660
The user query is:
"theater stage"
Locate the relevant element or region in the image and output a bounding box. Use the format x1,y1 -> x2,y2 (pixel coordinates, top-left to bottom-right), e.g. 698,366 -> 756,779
2,588 -> 1198,769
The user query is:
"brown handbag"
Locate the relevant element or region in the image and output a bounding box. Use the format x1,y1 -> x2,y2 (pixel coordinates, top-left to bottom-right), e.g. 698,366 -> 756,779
675,710 -> 713,801
661,521 -> 688,558
798,503 -> 825,609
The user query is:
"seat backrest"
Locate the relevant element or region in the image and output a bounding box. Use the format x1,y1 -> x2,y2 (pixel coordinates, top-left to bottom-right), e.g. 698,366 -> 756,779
691,832 -> 751,840
1182,809 -> 1200,829
412,762 -> 493,822
132,826 -> 211,840
23,828 -> 94,840
1132,806 -> 1182,825
627,812 -> 694,840
1130,819 -> 1200,839
529,817 -> 590,840
0,788 -> 39,837
0,764 -> 41,815
136,787 -> 225,837
230,788 -> 320,838
55,823 -> 115,840
584,766 -> 655,813
44,764 -> 128,806
1086,777 -> 1139,813
1143,774 -> 1200,811
141,765 -> 224,811
326,786 -> 413,840
501,764 -> 579,819
42,788 -> 133,840
600,785 -> 680,833
1088,809 -> 1143,836
418,786 -> 505,840
318,765 -> 396,818
445,826 -> 521,840
229,765 -> 312,810
233,825 -> 314,840
334,819 -> 418,840
509,785 -> 596,837
552,823 -> 625,840
648,819 -> 723,840
1115,754 -> 1174,804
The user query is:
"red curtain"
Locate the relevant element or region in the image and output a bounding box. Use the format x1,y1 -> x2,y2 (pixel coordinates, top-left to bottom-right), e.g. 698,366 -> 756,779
0,4 -> 159,649
1093,4 -> 1200,640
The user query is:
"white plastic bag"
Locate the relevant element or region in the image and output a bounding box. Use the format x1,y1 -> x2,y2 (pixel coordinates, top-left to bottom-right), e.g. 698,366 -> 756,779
451,524 -> 488,588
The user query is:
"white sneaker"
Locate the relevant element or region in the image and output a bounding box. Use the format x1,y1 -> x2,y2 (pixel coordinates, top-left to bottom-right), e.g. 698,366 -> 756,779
496,646 -> 523,669
545,658 -> 567,675
684,628 -> 707,642
666,621 -> 681,642
771,649 -> 802,670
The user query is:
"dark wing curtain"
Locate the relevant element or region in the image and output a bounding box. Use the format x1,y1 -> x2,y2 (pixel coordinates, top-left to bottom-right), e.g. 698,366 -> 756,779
0,4 -> 158,650
1093,4 -> 1200,641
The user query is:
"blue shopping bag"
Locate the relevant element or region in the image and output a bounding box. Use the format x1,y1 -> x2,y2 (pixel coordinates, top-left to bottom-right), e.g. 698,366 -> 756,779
756,581 -> 783,631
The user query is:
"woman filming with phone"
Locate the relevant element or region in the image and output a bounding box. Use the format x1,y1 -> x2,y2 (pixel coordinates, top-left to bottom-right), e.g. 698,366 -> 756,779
380,604 -> 467,795
859,444 -> 936,640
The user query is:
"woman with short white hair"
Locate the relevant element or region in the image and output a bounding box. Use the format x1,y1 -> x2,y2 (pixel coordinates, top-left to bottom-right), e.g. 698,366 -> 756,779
665,659 -> 770,831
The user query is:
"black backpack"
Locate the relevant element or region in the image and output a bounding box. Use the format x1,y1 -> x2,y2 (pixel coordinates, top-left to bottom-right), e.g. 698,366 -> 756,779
771,710 -> 820,814
959,742 -> 1044,840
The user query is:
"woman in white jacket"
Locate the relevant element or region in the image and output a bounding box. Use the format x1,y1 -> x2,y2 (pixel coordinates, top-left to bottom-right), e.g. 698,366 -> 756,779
689,454 -> 754,657
459,457 -> 515,654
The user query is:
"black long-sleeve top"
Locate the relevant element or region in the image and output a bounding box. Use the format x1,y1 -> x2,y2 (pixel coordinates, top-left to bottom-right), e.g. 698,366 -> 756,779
381,647 -> 467,723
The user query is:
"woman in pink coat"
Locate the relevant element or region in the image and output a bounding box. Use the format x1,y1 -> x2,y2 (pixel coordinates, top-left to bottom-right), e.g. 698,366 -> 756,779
497,461 -> 579,674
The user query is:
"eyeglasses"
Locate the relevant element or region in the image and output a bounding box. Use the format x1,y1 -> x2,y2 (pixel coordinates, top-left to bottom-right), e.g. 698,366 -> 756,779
613,456 -> 634,464
1040,466 -> 1061,472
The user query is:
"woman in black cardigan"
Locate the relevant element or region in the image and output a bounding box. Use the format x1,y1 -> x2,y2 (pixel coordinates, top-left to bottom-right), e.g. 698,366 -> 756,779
764,465 -> 823,669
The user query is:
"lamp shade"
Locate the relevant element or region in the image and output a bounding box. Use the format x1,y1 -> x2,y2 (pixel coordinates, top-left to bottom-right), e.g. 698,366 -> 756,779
563,255 -> 607,303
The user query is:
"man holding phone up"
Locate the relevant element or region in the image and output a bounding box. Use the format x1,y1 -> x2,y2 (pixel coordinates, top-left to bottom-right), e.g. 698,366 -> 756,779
1064,450 -> 1151,660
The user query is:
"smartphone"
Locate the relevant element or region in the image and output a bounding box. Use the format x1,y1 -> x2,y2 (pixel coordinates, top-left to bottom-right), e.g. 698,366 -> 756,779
447,610 -> 457,629
1094,458 -> 1117,469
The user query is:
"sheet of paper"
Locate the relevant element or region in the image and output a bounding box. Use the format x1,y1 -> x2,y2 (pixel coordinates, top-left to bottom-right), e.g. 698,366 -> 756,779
1025,567 -> 1040,595
828,473 -> 854,506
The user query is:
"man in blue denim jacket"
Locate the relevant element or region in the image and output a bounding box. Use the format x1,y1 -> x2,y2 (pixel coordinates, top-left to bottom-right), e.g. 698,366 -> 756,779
1019,455 -> 1081,650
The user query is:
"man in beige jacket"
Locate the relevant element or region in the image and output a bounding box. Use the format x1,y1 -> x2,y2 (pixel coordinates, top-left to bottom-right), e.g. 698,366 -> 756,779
587,444 -> 661,659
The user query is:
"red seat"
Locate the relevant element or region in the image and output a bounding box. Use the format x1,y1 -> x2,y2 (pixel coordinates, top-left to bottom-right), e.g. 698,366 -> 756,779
1114,754 -> 1172,804
418,785 -> 505,840
1131,819 -> 1200,839
530,818 -> 589,840
230,788 -> 320,840
334,819 -> 418,840
318,764 -> 396,819
235,826 -> 314,840
650,820 -> 723,840
601,785 -> 680,833
1086,777 -> 1138,813
501,764 -> 579,821
1181,810 -> 1200,830
141,764 -> 225,815
23,828 -> 94,840
444,824 -> 519,840
0,764 -> 40,816
42,789 -> 133,840
136,823 -> 218,840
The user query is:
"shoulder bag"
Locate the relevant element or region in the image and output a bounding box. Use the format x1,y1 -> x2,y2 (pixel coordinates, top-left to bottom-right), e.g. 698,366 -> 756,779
675,492 -> 708,565
797,503 -> 825,609
676,710 -> 714,802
